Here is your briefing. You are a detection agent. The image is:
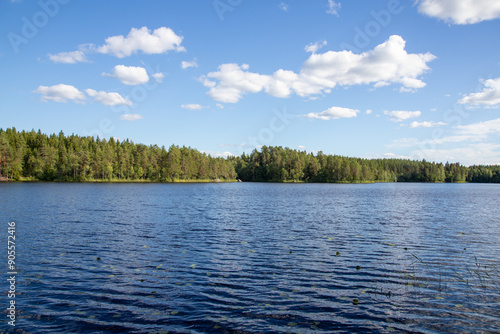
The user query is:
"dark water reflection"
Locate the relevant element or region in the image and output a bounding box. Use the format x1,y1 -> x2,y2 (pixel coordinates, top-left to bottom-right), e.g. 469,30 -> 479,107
1,183 -> 499,333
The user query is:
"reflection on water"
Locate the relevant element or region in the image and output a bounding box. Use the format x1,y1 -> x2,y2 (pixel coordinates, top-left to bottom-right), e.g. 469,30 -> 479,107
1,183 -> 499,333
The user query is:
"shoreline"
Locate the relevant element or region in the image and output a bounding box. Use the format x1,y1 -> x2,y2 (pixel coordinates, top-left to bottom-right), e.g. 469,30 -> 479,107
0,178 -> 477,184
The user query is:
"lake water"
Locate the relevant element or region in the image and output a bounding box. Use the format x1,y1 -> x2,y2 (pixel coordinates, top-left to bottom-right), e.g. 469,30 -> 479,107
1,183 -> 499,333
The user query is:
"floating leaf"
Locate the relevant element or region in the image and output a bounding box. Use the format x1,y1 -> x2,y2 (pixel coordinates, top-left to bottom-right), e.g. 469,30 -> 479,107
190,264 -> 197,269
436,296 -> 444,300
171,310 -> 178,315
352,298 -> 359,305
356,265 -> 361,270
287,322 -> 298,326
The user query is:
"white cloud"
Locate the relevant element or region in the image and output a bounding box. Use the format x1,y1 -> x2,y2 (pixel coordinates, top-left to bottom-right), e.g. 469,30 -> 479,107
455,117 -> 500,136
327,0 -> 341,16
86,89 -> 132,106
181,104 -> 207,110
417,0 -> 500,24
388,118 -> 500,164
383,152 -> 411,159
409,121 -> 447,128
152,72 -> 165,83
413,143 -> 500,166
279,2 -> 289,11
458,78 -> 500,107
103,65 -> 149,85
201,63 -> 272,103
48,50 -> 88,64
216,103 -> 224,109
384,110 -> 421,122
305,40 -> 327,54
97,26 -> 185,58
305,106 -> 359,120
202,151 -> 234,158
201,35 -> 435,103
366,109 -> 373,115
120,114 -> 143,121
33,84 -> 86,103
298,145 -> 307,150
181,59 -> 198,69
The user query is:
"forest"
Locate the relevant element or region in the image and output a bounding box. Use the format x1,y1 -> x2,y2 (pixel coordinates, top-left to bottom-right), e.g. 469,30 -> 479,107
1,127 -> 499,183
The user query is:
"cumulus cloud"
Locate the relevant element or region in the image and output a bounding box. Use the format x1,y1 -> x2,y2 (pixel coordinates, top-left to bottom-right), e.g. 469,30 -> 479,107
305,106 -> 359,120
97,27 -> 185,58
48,50 -> 88,64
103,65 -> 149,85
120,114 -> 143,121
201,35 -> 435,103
417,0 -> 500,24
181,59 -> 198,69
384,110 -> 421,122
279,2 -> 289,11
327,0 -> 341,15
33,84 -> 86,103
152,72 -> 165,83
181,104 -> 207,110
305,40 -> 327,53
409,121 -> 448,128
458,78 -> 500,107
86,89 -> 132,106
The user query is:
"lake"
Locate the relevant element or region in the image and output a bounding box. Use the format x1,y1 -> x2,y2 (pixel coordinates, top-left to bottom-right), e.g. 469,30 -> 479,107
1,183 -> 499,333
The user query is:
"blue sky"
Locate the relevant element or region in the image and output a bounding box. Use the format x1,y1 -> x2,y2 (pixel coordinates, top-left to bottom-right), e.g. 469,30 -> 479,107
1,0 -> 500,165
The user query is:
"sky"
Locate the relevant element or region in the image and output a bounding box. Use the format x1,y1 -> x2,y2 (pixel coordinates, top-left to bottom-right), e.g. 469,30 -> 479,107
1,0 -> 500,165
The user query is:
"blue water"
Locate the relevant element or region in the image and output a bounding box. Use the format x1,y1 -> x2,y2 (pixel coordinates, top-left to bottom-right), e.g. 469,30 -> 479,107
1,183 -> 499,333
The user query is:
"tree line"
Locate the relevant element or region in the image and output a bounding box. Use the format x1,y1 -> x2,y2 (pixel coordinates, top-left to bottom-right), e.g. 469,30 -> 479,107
1,127 -> 499,183
0,128 -> 236,181
233,146 -> 500,183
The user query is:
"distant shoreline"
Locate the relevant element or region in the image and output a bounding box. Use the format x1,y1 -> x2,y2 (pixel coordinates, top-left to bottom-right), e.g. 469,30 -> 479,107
0,178 -> 476,184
